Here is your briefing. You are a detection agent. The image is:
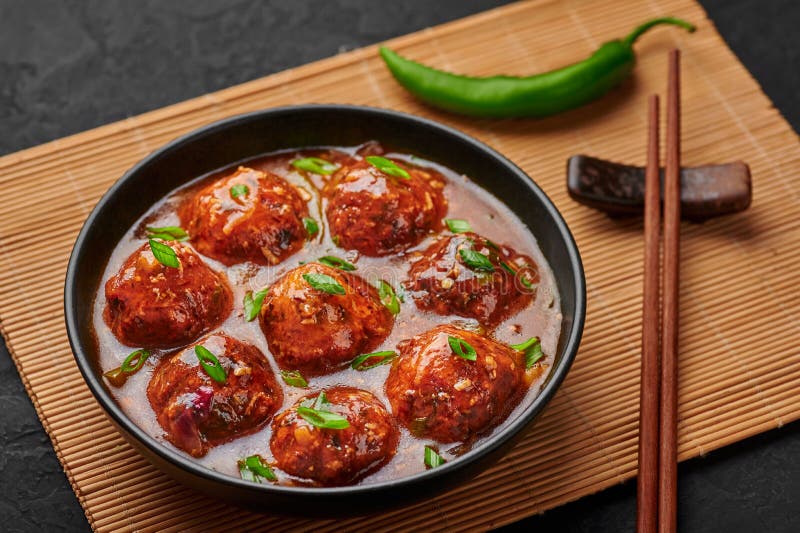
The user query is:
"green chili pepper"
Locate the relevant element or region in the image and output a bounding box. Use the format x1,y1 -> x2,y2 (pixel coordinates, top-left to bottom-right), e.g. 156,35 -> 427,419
379,17 -> 695,118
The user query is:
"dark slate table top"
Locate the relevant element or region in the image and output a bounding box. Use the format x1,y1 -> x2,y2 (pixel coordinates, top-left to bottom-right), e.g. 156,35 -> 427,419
1,1 -> 798,531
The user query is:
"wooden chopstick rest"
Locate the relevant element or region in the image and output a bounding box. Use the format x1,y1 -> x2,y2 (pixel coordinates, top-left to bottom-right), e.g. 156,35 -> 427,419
566,155 -> 751,220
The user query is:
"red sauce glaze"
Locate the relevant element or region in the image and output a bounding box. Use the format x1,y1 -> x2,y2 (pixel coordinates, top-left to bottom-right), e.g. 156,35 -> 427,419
147,333 -> 283,457
179,166 -> 309,266
405,232 -> 540,327
103,242 -> 232,349
323,158 -> 447,256
270,387 -> 399,486
385,324 -> 525,443
259,262 -> 394,376
95,142 -> 562,486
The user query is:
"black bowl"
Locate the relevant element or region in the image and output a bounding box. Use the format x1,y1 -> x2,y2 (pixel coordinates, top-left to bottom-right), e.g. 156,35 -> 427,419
64,105 -> 585,516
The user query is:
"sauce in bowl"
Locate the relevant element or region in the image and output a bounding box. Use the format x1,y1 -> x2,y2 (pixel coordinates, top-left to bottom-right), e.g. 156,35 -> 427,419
92,141 -> 562,487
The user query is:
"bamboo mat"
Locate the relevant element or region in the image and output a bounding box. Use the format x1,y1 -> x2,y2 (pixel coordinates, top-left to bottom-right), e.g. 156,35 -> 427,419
1,0 -> 798,530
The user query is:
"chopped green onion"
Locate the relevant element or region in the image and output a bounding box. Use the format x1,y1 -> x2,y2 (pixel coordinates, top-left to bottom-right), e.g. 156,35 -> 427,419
510,337 -> 544,369
500,261 -> 536,290
104,349 -> 151,387
238,455 -> 277,483
520,273 -> 535,290
459,248 -> 495,272
230,183 -> 249,199
103,367 -> 128,387
500,261 -> 516,276
484,240 -> 502,252
445,219 -> 472,233
331,235 -> 341,246
424,446 -> 446,469
243,288 -> 268,322
377,280 -> 400,315
292,157 -> 339,175
311,390 -> 328,409
365,155 -> 410,179
302,273 -> 345,295
303,217 -> 319,238
148,239 -> 180,268
120,349 -> 151,373
296,393 -> 349,429
448,335 -> 477,361
318,255 -> 356,271
195,345 -> 227,383
146,226 -> 188,241
296,406 -> 350,429
280,370 -> 308,388
351,350 -> 397,371
297,391 -> 350,429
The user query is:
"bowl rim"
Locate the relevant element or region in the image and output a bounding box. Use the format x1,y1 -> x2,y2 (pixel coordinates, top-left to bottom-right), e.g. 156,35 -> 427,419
64,104 -> 586,498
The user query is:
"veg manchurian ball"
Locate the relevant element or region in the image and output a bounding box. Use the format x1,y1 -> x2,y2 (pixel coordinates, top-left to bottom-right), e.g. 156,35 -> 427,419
385,324 -> 525,443
270,387 -> 399,486
259,262 -> 394,376
104,242 -> 232,349
147,333 -> 283,457
179,166 -> 309,266
323,158 -> 447,256
405,232 -> 539,327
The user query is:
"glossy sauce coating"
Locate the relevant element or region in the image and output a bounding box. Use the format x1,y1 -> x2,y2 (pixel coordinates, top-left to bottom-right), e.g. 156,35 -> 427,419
179,166 -> 309,266
405,232 -> 539,327
270,387 -> 399,486
147,333 -> 283,457
324,158 -> 447,256
386,324 -> 525,443
259,262 -> 394,376
93,142 -> 562,486
104,242 -> 232,348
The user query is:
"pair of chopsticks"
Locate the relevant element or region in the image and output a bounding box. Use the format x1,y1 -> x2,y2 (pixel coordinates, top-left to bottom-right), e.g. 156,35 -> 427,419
636,49 -> 681,533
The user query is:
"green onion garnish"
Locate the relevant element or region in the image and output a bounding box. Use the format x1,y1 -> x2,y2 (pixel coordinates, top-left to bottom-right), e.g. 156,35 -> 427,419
296,392 -> 350,429
445,219 -> 472,233
459,248 -> 495,272
120,349 -> 151,373
194,345 -> 227,383
146,226 -> 188,241
377,280 -> 400,315
303,217 -> 319,238
500,261 -> 516,276
351,350 -> 397,371
365,155 -> 410,179
243,288 -> 269,322
520,273 -> 535,290
510,337 -> 544,369
230,183 -> 249,199
448,335 -> 477,361
103,349 -> 151,387
501,261 -> 536,290
424,446 -> 446,469
238,455 -> 277,483
280,370 -> 308,388
292,157 -> 339,175
318,255 -> 356,271
302,273 -> 345,295
148,239 -> 180,268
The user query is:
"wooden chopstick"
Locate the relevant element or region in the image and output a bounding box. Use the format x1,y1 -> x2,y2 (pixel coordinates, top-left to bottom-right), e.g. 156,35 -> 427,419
636,94 -> 661,533
659,48 -> 682,533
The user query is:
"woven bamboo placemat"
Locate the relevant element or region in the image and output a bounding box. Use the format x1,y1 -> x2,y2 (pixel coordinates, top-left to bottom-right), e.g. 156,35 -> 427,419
1,0 -> 798,530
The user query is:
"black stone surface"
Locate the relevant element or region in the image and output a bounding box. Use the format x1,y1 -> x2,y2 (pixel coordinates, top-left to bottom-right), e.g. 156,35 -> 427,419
0,1 -> 797,531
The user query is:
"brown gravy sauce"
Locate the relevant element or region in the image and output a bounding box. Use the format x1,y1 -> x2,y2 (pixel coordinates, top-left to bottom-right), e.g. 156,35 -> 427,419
92,144 -> 562,486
